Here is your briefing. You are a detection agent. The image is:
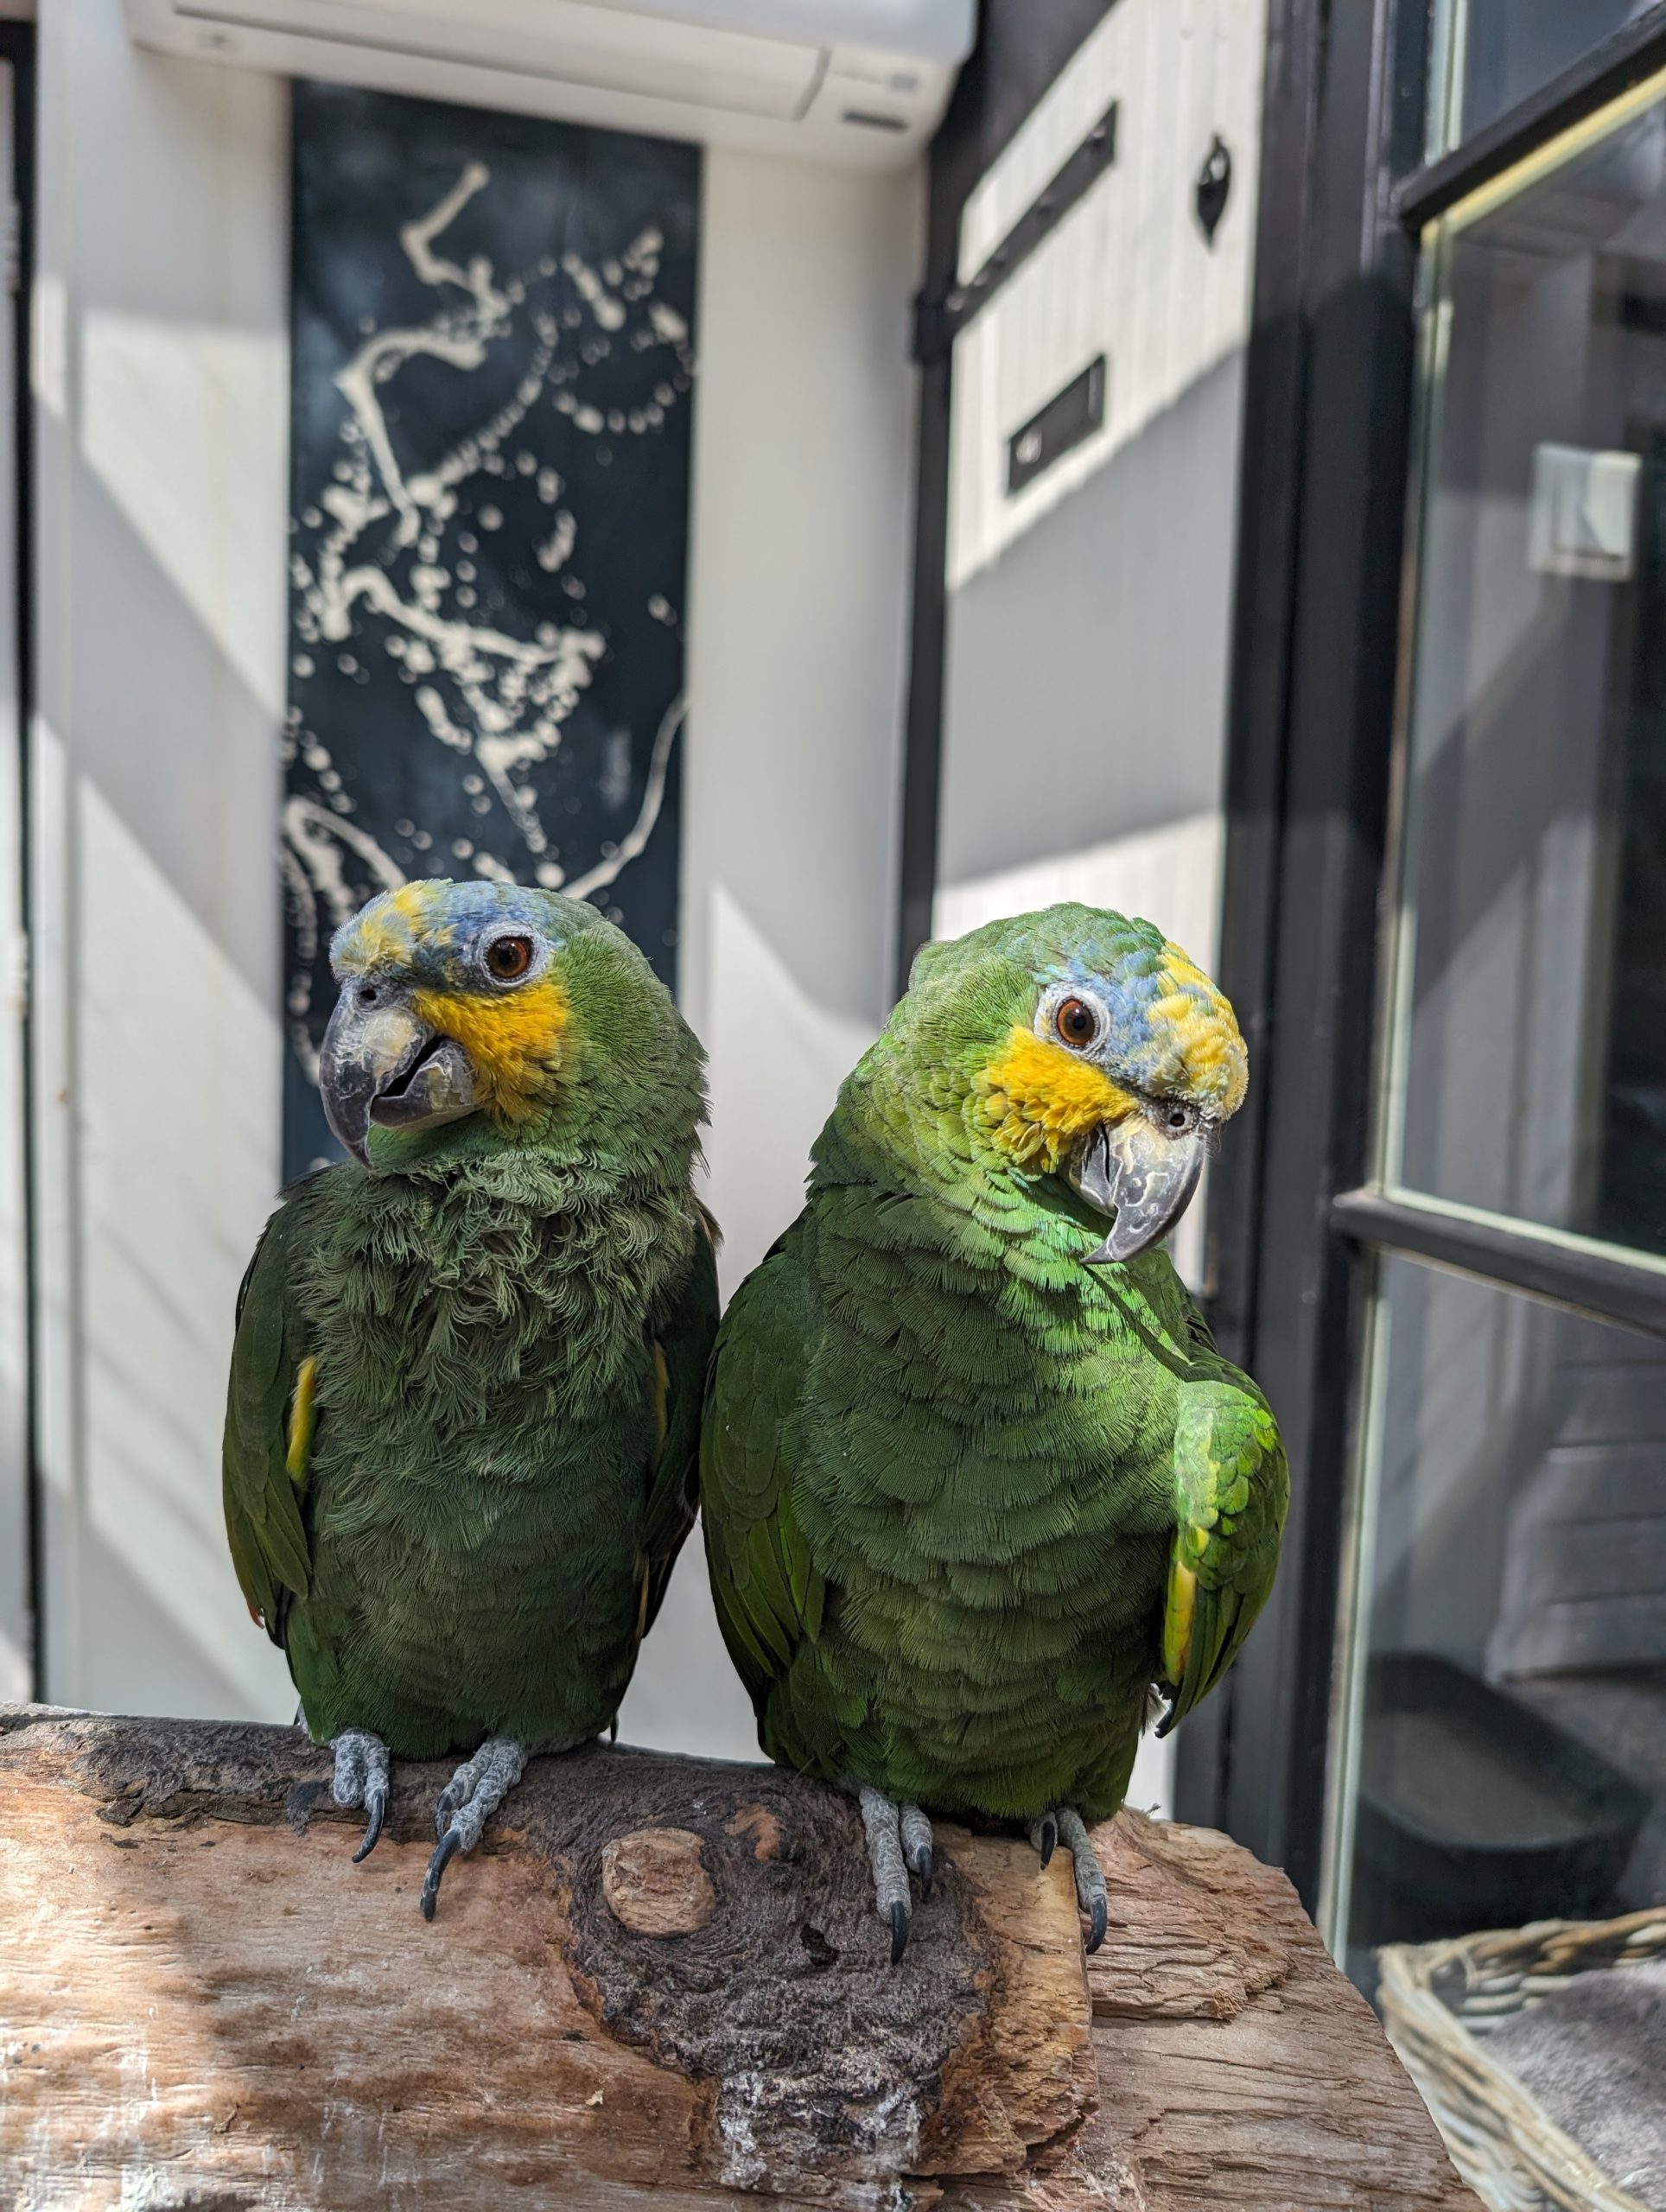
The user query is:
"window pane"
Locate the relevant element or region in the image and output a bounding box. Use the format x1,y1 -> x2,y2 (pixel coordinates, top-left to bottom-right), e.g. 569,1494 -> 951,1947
1390,98 -> 1666,1261
1439,0 -> 1663,146
1339,1259 -> 1665,1983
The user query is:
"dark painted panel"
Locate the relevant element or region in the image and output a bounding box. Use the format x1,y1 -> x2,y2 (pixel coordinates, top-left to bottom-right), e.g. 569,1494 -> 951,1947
284,81 -> 699,1178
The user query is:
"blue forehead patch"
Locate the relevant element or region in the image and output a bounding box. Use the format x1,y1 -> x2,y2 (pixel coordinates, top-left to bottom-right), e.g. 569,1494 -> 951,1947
329,879 -> 597,979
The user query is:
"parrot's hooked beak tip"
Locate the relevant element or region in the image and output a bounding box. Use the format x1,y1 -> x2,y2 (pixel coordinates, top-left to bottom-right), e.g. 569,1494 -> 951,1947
1066,1115 -> 1205,1267
319,983 -> 480,1169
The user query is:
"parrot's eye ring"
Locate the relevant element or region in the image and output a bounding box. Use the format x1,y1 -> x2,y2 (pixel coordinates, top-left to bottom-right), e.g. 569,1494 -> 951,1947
1053,996 -> 1100,1051
484,933 -> 536,983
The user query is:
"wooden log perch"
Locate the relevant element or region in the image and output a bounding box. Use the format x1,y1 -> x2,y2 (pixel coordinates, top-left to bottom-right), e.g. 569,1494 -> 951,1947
0,1706 -> 1480,2210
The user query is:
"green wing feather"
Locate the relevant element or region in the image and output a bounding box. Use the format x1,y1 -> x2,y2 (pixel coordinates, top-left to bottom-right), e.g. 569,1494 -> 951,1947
698,1222 -> 823,1713
1157,1300 -> 1288,1734
222,1194 -> 317,1648
639,1205 -> 721,1641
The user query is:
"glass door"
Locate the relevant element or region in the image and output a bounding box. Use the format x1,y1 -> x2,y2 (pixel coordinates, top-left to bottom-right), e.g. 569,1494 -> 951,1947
1325,11 -> 1666,1982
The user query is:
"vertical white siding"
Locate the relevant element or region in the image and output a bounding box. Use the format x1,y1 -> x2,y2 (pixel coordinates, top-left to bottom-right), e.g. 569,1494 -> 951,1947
948,0 -> 1265,591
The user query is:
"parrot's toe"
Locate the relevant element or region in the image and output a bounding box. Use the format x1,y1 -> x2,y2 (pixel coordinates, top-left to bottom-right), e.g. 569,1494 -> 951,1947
859,1785 -> 925,1965
1029,1810 -> 1059,1870
900,1802 -> 934,1900
330,1728 -> 391,1866
1056,1808 -> 1110,1955
420,1737 -> 528,1923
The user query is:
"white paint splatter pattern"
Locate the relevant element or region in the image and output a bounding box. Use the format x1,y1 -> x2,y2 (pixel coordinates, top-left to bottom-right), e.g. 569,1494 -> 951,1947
285,146 -> 696,1085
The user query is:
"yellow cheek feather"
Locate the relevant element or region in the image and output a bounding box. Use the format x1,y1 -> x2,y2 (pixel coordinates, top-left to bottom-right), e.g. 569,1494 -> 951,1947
976,1025 -> 1138,1173
410,976 -> 569,1122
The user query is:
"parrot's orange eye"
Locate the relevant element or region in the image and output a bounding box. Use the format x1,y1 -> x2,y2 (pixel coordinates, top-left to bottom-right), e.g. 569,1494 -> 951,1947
1054,996 -> 1099,1050
485,934 -> 535,982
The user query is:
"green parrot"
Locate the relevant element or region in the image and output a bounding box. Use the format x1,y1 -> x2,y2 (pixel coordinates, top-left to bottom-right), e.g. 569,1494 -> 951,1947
222,880 -> 715,1917
700,904 -> 1286,1961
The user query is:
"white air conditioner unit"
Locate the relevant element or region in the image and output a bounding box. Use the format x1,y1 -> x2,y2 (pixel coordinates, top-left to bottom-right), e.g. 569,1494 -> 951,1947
122,0 -> 975,165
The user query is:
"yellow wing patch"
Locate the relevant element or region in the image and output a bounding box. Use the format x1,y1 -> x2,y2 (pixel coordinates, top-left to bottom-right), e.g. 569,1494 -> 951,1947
976,1024 -> 1137,1172
410,976 -> 569,1122
1161,1560 -> 1197,1682
285,1356 -> 318,1488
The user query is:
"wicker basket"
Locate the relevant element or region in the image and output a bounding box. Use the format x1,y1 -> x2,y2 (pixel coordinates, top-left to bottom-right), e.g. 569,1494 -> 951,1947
1378,1909 -> 1666,2212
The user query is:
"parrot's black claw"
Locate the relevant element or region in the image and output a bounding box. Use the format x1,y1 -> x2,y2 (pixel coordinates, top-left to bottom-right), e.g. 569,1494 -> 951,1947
1055,1808 -> 1110,1956
900,1802 -> 935,1901
418,1737 -> 528,1921
888,1898 -> 910,1966
859,1785 -> 929,1966
330,1728 -> 391,1866
352,1783 -> 387,1865
1030,1811 -> 1059,1870
420,1826 -> 462,1920
1085,1892 -> 1109,1955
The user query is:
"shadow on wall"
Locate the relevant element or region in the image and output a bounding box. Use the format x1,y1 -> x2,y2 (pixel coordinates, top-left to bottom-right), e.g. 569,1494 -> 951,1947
34,59 -> 292,1725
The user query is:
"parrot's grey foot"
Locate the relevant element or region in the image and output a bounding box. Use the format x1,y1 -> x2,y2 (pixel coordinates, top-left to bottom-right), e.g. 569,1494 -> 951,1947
1031,1806 -> 1109,1954
330,1729 -> 391,1865
420,1738 -> 526,1922
900,1802 -> 935,1900
859,1788 -> 934,1964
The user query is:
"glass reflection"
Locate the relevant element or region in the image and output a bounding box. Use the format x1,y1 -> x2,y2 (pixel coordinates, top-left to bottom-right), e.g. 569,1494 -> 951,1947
1391,98 -> 1666,1260
1440,1 -> 1663,147
1340,1260 -> 1665,1986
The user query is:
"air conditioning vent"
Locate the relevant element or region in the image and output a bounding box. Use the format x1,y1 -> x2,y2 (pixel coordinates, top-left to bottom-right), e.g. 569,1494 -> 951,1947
124,0 -> 975,166
182,0 -> 825,120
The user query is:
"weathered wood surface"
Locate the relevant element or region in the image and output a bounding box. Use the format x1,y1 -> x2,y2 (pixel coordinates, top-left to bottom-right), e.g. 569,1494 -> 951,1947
0,1706 -> 1478,2210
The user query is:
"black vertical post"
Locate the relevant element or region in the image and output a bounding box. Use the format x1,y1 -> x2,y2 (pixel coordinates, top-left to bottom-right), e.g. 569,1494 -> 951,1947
895,344 -> 952,1001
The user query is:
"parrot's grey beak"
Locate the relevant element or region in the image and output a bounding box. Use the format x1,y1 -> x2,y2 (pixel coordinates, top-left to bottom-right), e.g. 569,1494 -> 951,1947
1066,1116 -> 1205,1267
318,984 -> 480,1168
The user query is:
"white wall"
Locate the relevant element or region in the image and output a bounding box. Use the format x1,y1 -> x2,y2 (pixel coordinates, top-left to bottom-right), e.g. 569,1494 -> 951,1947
30,8 -> 922,1758
32,0 -> 293,1720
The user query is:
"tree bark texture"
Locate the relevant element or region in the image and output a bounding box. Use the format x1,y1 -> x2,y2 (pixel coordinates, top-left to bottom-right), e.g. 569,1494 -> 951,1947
0,1707 -> 1479,2210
